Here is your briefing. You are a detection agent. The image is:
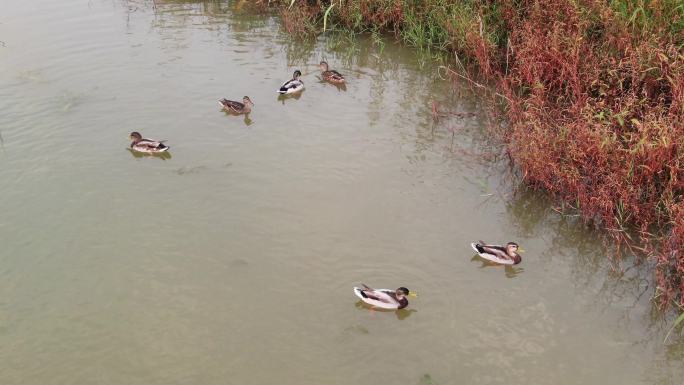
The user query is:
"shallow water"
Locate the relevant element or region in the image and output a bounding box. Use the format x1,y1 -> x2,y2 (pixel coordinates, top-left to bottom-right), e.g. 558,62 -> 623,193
0,1 -> 682,384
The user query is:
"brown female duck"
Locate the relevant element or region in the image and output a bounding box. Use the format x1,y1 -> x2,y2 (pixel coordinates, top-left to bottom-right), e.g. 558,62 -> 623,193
219,96 -> 254,114
319,61 -> 345,84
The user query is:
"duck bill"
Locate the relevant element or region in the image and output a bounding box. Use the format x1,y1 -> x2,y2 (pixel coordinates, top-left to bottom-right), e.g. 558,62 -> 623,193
408,292 -> 418,298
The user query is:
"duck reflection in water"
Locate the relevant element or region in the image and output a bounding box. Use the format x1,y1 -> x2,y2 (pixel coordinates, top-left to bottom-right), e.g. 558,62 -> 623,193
354,300 -> 417,320
127,148 -> 172,160
277,91 -> 302,104
221,109 -> 253,126
242,114 -> 253,126
319,79 -> 347,92
219,112 -> 252,126
504,265 -> 524,278
470,255 -> 525,278
395,308 -> 417,320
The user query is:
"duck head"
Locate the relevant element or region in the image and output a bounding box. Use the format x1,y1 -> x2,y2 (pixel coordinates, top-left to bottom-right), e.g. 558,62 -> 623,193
293,70 -> 302,79
395,287 -> 410,300
506,242 -> 522,263
243,96 -> 254,107
319,61 -> 329,71
129,131 -> 142,143
506,242 -> 519,255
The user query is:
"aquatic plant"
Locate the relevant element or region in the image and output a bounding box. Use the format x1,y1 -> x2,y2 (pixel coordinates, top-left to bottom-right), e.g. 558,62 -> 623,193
664,309 -> 684,343
270,0 -> 684,312
323,2 -> 336,32
420,373 -> 438,385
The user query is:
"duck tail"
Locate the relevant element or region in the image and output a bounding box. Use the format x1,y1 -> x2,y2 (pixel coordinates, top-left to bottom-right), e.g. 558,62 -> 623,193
475,243 -> 485,254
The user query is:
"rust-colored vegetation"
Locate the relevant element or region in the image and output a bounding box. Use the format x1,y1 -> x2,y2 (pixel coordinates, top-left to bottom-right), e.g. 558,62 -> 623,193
271,0 -> 684,309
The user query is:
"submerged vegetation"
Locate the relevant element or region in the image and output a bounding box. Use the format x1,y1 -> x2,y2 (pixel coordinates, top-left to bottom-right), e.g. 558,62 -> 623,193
264,0 -> 684,310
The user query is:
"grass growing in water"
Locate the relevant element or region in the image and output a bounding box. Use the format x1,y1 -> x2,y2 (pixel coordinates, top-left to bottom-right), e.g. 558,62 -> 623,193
270,0 -> 684,315
664,310 -> 684,342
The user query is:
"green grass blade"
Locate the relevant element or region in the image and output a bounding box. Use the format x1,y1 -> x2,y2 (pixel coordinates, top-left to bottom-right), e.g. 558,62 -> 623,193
323,2 -> 336,32
288,0 -> 296,9
663,311 -> 684,343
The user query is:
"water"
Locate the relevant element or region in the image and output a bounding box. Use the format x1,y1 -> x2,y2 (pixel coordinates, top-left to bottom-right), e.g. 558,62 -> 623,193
0,1 -> 682,384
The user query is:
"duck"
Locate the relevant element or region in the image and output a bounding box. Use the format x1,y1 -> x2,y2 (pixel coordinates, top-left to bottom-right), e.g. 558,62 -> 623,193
277,70 -> 304,94
473,241 -> 522,264
354,284 -> 416,310
219,96 -> 254,114
319,61 -> 345,84
129,132 -> 169,153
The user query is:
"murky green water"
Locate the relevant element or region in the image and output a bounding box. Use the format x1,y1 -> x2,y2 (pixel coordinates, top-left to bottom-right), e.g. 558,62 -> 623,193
0,1 -> 682,384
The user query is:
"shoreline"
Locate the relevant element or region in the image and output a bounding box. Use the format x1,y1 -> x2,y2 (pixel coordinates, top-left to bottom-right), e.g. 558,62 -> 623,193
264,0 -> 684,311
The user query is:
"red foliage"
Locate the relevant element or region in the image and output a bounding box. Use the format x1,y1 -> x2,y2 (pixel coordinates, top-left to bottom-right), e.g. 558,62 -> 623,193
492,0 -> 684,308
278,0 -> 684,308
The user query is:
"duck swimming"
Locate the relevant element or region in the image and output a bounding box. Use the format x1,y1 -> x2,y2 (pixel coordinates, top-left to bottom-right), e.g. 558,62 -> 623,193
219,96 -> 254,114
277,70 -> 304,94
354,284 -> 415,310
129,132 -> 169,154
319,61 -> 345,84
473,241 -> 522,265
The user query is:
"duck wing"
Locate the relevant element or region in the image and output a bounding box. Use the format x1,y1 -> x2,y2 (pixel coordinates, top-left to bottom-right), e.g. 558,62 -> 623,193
329,70 -> 345,81
139,138 -> 168,150
278,78 -> 304,93
360,289 -> 398,305
481,246 -> 509,260
219,98 -> 244,112
132,138 -> 169,152
477,241 -> 507,253
474,241 -> 508,258
323,70 -> 345,82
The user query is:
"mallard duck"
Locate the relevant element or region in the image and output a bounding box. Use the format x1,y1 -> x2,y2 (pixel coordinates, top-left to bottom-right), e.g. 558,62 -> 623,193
353,284 -> 416,310
277,70 -> 304,94
472,241 -> 522,265
129,132 -> 169,153
219,96 -> 254,114
319,61 -> 345,84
